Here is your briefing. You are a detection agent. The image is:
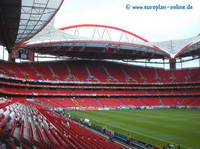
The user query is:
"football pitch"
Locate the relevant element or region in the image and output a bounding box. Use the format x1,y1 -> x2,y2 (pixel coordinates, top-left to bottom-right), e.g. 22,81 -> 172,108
66,109 -> 200,149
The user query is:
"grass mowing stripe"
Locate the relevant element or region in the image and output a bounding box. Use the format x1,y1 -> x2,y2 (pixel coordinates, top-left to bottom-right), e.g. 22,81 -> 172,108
87,118 -> 192,149
67,109 -> 200,149
72,112 -> 191,148
69,112 -> 168,147
69,111 -> 172,147
81,111 -> 200,132
71,112 -> 192,148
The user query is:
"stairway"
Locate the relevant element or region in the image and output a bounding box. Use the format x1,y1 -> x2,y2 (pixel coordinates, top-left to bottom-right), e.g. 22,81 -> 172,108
137,69 -> 147,83
85,64 -> 99,82
64,64 -> 78,81
102,66 -> 118,82
29,63 -> 44,80
154,68 -> 161,83
71,98 -> 80,107
159,98 -> 164,106
121,67 -> 137,82
48,64 -> 60,80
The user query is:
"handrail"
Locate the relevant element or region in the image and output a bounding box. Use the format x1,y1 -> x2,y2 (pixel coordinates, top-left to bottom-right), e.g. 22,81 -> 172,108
1,89 -> 200,98
1,80 -> 200,91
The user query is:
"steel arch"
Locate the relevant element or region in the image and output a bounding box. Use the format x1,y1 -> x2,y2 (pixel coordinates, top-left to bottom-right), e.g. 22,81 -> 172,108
59,24 -> 149,42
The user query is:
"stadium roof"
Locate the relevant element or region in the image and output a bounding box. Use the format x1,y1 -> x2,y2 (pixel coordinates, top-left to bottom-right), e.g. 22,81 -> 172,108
21,22 -> 200,60
0,0 -> 63,52
21,23 -> 171,60
152,35 -> 200,58
175,36 -> 200,58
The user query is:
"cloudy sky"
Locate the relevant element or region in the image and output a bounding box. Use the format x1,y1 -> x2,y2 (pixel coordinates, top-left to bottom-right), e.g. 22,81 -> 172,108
55,0 -> 200,42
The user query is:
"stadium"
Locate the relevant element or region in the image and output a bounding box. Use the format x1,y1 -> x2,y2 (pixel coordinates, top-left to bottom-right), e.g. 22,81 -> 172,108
0,0 -> 200,149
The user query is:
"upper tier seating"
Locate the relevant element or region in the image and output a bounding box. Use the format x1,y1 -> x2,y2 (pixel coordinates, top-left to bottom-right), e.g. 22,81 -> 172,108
0,60 -> 199,83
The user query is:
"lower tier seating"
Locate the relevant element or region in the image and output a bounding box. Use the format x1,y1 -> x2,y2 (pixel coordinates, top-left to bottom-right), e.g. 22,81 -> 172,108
0,103 -> 123,149
8,97 -> 200,109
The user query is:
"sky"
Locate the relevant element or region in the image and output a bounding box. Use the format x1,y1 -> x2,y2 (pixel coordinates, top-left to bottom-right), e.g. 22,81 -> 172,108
55,0 -> 200,42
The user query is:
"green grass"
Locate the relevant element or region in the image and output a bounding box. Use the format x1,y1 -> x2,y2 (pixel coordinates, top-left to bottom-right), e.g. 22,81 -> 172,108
66,109 -> 200,149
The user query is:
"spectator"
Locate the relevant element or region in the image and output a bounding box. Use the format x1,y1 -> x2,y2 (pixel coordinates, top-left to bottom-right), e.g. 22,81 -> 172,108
16,120 -> 21,127
5,119 -> 12,133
